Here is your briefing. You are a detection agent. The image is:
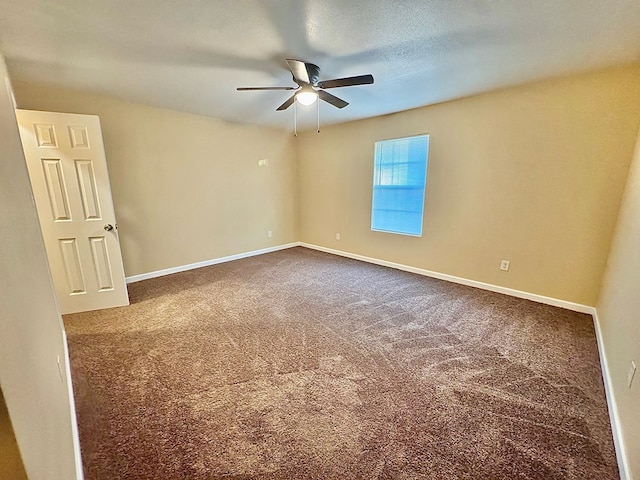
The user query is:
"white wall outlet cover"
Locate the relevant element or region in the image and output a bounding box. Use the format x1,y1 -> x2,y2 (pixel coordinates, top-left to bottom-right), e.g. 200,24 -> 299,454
335,233 -> 341,241
500,260 -> 510,271
267,230 -> 272,238
258,159 -> 269,167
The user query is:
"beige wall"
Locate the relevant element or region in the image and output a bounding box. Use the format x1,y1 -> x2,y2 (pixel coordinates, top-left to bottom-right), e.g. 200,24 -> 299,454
13,82 -> 298,277
297,66 -> 640,306
0,56 -> 81,479
8,62 -> 640,476
597,126 -> 640,478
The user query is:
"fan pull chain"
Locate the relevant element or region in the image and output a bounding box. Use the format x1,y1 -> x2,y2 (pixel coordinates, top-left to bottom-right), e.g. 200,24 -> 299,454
294,101 -> 297,137
317,99 -> 320,133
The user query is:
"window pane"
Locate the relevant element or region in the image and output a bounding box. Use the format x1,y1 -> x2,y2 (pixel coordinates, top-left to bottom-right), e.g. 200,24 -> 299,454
371,135 -> 429,236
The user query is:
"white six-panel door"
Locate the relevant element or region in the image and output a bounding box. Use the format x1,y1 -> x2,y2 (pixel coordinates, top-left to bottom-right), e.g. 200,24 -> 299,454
16,110 -> 129,314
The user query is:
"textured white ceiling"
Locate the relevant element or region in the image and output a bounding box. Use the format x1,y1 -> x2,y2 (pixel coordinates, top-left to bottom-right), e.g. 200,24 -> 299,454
1,0 -> 639,131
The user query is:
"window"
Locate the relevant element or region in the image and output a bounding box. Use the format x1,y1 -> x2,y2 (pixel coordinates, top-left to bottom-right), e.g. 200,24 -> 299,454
371,134 -> 429,236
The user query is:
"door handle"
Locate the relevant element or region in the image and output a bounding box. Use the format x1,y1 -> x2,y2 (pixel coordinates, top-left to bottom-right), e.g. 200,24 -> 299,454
104,224 -> 114,231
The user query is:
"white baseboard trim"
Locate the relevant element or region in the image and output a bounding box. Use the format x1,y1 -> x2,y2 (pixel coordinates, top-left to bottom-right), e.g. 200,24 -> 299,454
126,241 -> 593,313
299,242 -> 594,314
591,310 -> 630,480
62,329 -> 85,480
125,243 -> 299,283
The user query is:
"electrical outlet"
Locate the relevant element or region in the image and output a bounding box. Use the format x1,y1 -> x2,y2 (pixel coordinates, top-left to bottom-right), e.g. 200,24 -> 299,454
500,260 -> 510,271
257,158 -> 269,167
628,361 -> 636,388
267,230 -> 272,238
335,233 -> 341,241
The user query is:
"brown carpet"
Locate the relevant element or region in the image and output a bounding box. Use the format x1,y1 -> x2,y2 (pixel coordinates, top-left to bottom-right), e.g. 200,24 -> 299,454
64,247 -> 618,479
0,389 -> 28,480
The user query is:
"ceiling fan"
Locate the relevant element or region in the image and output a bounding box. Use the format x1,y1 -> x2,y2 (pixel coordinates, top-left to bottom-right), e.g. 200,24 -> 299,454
237,59 -> 374,111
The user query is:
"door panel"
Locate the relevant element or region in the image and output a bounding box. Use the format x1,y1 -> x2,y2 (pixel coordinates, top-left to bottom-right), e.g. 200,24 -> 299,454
16,110 -> 129,314
42,158 -> 72,220
75,159 -> 102,220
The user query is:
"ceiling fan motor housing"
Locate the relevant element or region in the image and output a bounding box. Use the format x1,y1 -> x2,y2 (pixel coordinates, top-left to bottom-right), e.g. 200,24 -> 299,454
299,63 -> 320,85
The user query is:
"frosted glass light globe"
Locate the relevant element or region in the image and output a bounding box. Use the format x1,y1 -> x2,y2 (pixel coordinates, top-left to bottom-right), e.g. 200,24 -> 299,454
296,90 -> 318,105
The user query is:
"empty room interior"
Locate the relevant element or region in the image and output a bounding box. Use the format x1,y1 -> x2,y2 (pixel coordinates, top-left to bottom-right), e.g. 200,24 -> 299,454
1,1 -> 640,479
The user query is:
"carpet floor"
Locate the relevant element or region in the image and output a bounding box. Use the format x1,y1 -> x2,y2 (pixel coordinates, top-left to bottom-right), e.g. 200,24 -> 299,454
0,389 -> 28,480
64,247 -> 618,479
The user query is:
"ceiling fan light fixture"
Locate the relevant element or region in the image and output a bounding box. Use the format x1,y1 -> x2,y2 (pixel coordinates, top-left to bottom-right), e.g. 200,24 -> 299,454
296,89 -> 318,106
238,59 -> 373,114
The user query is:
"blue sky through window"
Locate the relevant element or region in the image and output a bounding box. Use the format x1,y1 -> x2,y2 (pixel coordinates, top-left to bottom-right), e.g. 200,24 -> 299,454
371,135 -> 429,236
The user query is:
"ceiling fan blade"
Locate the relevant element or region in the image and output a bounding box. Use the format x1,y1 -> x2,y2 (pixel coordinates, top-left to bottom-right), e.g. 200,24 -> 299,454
317,74 -> 374,89
286,59 -> 311,84
237,86 -> 296,91
276,95 -> 296,111
318,90 -> 349,109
